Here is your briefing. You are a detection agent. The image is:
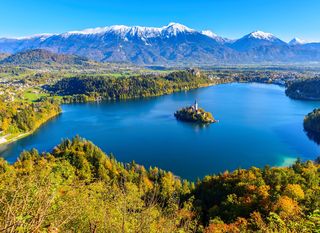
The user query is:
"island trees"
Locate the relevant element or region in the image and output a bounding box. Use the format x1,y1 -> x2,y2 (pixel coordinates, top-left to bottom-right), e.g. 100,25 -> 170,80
303,108 -> 320,144
174,101 -> 216,124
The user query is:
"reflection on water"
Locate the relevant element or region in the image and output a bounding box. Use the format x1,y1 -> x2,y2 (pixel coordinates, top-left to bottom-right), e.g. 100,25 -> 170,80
305,130 -> 320,145
0,144 -> 9,154
178,121 -> 212,132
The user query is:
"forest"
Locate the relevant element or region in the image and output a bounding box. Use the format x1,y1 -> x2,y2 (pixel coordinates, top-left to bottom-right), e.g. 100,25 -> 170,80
0,98 -> 61,138
286,77 -> 320,100
303,109 -> 320,145
0,136 -> 319,232
304,109 -> 320,134
45,70 -> 228,103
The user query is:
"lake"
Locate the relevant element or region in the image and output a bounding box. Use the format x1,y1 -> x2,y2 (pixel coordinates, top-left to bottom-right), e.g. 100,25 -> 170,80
1,83 -> 320,180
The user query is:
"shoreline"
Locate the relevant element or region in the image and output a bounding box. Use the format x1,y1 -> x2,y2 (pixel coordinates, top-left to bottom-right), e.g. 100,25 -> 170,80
0,84 -> 217,147
0,80 -> 288,148
0,111 -> 61,147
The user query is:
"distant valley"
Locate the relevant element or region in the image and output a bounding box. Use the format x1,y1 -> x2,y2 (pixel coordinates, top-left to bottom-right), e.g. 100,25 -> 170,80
1,23 -> 320,65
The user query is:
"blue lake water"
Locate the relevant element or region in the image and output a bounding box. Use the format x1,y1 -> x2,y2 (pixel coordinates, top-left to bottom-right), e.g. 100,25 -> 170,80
1,83 -> 320,180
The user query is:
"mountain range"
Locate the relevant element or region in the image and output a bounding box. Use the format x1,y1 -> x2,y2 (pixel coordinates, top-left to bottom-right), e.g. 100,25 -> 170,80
1,23 -> 320,65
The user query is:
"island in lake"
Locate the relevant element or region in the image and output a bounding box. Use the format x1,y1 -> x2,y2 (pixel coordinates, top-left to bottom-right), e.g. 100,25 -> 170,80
303,108 -> 320,144
174,100 -> 216,124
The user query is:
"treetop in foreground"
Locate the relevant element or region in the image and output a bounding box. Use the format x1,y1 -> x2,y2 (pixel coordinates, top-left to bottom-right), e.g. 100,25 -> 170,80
0,136 -> 319,232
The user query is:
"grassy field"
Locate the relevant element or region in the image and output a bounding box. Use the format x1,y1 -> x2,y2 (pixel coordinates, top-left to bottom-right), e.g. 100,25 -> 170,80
22,88 -> 50,102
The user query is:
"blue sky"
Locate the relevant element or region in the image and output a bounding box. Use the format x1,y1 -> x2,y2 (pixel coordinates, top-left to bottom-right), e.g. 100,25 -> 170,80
0,0 -> 319,42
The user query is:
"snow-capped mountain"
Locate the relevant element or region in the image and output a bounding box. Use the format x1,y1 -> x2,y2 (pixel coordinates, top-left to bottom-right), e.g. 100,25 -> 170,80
247,31 -> 278,41
289,38 -> 307,45
200,30 -> 231,44
201,30 -> 217,38
0,34 -> 52,54
0,23 -> 320,65
32,23 -> 234,64
230,30 -> 287,52
13,34 -> 53,41
61,23 -> 195,39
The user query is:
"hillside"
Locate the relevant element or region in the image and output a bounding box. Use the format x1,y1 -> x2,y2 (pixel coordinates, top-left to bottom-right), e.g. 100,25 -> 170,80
285,78 -> 320,100
0,49 -> 92,67
44,70 -> 227,103
0,53 -> 9,61
0,98 -> 61,144
0,136 -> 318,232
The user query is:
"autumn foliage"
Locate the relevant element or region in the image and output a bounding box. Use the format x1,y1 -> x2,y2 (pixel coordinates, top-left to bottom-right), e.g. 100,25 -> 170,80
0,137 -> 319,232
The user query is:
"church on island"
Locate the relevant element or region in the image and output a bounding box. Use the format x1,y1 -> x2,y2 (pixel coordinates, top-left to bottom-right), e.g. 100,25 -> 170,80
174,100 -> 217,124
191,100 -> 199,112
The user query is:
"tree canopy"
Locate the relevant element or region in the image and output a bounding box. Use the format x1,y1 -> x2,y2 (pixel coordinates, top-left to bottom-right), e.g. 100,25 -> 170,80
0,136 -> 319,232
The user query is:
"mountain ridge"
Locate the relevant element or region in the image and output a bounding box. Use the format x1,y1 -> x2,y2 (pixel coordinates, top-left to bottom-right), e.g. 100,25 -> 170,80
1,23 -> 320,65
